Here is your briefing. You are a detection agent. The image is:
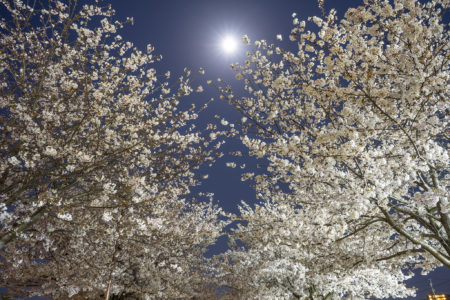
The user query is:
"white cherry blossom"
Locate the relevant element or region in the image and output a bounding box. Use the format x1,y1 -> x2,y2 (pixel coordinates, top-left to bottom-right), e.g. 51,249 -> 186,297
220,0 -> 449,298
0,0 -> 228,298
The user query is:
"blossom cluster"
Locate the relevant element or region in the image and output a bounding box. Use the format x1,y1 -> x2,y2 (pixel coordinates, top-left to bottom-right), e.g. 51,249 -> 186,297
0,0 -> 229,298
218,0 -> 449,298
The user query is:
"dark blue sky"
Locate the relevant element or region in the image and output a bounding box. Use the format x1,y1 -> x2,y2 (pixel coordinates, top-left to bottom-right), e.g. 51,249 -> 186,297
107,0 -> 360,214
102,1 -> 450,298
109,0 -> 363,77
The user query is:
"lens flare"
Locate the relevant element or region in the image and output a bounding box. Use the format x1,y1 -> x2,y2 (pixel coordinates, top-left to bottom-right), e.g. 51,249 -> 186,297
221,36 -> 238,54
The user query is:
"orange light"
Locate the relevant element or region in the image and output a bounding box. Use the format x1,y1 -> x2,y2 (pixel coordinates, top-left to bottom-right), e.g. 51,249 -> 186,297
428,295 -> 450,300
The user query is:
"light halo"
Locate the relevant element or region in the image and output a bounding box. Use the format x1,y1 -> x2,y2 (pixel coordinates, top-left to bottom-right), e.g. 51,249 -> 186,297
221,35 -> 238,54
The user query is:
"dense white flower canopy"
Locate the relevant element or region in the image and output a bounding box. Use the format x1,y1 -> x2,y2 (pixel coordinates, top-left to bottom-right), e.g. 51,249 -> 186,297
0,0 -> 230,298
0,0 -> 448,299
215,0 -> 449,298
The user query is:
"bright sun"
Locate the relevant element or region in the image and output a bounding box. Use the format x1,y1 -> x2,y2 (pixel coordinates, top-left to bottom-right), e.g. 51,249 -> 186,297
221,36 -> 238,54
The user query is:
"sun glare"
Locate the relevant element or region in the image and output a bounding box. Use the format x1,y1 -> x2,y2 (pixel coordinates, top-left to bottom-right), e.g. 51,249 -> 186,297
221,35 -> 238,54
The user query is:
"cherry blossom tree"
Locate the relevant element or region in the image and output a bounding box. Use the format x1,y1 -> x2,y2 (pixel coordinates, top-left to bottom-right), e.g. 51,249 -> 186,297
219,199 -> 416,299
2,193 -> 228,299
0,0 -> 227,298
218,0 -> 449,297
